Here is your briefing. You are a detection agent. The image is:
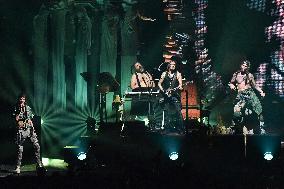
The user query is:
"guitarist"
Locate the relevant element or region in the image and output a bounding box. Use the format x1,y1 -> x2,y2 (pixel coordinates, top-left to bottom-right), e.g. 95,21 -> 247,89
13,93 -> 44,174
158,58 -> 184,134
229,60 -> 266,135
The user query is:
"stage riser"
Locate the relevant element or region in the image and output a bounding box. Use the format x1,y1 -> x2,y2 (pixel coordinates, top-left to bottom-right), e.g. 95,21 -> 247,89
66,133 -> 281,168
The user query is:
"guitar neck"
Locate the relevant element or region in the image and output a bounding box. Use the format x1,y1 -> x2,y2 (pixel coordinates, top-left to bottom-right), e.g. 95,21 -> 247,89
171,81 -> 190,91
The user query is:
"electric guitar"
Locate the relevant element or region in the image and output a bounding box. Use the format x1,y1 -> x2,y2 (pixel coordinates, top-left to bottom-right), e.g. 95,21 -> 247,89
17,119 -> 33,130
163,81 -> 192,98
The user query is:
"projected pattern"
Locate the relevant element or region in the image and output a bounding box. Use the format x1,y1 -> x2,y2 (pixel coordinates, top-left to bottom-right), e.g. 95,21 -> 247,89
193,0 -> 223,105
248,0 -> 284,98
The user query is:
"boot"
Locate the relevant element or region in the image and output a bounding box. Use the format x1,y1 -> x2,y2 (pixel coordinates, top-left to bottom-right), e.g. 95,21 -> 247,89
260,121 -> 266,135
243,126 -> 248,135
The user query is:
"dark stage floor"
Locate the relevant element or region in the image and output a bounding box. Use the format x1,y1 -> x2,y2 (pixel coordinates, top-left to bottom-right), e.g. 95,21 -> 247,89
1,131 -> 284,188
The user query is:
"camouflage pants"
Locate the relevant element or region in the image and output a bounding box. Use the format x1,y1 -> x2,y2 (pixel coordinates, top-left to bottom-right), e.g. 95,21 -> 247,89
232,88 -> 264,129
16,127 -> 42,167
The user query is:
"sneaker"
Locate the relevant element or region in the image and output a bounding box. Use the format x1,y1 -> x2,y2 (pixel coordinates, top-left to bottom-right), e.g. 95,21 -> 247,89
13,166 -> 20,174
248,129 -> 254,135
260,128 -> 266,135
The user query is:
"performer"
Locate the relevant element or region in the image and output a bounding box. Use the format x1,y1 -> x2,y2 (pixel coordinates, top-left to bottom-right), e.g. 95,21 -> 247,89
229,60 -> 266,134
129,62 -> 155,117
130,62 -> 155,90
13,93 -> 44,174
158,58 -> 184,134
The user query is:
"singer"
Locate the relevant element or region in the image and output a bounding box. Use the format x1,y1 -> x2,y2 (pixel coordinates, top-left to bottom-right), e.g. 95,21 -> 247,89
229,60 -> 266,135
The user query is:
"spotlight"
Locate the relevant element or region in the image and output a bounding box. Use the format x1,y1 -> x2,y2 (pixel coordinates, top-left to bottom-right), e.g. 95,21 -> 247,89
169,152 -> 179,161
142,117 -> 149,126
41,119 -> 44,124
86,116 -> 96,126
77,152 -> 87,161
264,152 -> 273,161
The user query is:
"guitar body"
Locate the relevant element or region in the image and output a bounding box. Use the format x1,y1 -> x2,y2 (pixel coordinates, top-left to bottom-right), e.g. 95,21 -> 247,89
17,120 -> 30,130
162,81 -> 191,98
164,88 -> 175,98
160,81 -> 192,104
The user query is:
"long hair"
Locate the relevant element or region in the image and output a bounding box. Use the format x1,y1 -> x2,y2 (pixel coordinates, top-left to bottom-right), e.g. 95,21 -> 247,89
167,62 -> 177,73
15,93 -> 28,118
131,62 -> 144,74
16,93 -> 27,106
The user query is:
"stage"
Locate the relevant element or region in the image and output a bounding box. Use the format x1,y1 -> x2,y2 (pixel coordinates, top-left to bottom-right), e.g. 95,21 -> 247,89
1,0 -> 284,188
1,126 -> 284,188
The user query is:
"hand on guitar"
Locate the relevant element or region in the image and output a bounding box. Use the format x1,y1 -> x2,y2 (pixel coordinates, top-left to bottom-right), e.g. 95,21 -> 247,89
163,82 -> 190,97
164,88 -> 174,97
17,119 -> 33,129
164,86 -> 183,97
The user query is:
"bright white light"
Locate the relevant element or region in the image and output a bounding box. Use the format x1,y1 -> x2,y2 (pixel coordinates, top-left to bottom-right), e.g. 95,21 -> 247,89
77,152 -> 87,161
41,157 -> 68,169
42,158 -> 49,166
169,152 -> 179,160
41,119 -> 44,124
143,118 -> 149,126
264,152 -> 273,161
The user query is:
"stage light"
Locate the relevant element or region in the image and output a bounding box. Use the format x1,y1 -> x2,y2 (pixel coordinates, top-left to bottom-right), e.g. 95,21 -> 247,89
77,152 -> 87,161
42,158 -> 49,166
169,152 -> 179,160
86,116 -> 96,134
42,157 -> 68,169
142,117 -> 149,126
41,119 -> 44,124
86,116 -> 96,126
264,152 -> 273,161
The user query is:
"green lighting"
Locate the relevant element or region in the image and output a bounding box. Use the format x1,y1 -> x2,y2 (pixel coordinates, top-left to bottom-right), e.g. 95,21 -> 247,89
42,157 -> 68,169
